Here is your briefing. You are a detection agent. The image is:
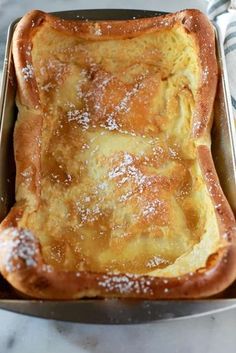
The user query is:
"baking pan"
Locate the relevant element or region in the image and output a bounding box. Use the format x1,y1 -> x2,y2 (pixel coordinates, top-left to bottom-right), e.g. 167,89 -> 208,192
0,9 -> 236,324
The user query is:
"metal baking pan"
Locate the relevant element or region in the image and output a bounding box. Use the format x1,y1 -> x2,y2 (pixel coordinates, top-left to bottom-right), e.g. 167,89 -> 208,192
0,9 -> 236,324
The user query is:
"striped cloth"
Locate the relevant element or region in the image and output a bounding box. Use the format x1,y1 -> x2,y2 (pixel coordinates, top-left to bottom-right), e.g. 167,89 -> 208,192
207,0 -> 236,117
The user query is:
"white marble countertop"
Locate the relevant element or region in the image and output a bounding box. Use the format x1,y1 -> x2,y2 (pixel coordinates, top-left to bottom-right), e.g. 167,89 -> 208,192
1,307 -> 236,353
0,1 -> 236,352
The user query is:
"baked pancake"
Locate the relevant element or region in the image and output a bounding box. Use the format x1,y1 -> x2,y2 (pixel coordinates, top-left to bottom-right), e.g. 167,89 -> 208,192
0,9 -> 236,299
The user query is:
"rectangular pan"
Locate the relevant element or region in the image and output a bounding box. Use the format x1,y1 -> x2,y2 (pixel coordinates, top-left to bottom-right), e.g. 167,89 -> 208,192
0,9 -> 236,324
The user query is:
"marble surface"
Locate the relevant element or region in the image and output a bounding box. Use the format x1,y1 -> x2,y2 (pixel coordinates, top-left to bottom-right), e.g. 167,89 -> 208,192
1,1 -> 236,352
1,308 -> 236,353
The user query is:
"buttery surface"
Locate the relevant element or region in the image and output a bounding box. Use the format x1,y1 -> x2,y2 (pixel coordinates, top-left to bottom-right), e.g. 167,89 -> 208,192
17,21 -> 220,276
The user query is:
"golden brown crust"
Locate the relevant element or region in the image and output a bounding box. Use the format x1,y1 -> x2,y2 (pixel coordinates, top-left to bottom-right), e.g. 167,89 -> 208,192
0,9 -> 235,299
12,10 -> 45,109
0,225 -> 235,299
178,12 -> 218,137
14,111 -> 42,202
197,145 -> 236,233
11,9 -> 218,200
12,9 -> 218,133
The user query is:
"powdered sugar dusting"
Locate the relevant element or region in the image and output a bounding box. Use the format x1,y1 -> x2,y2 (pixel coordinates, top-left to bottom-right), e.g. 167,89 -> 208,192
21,166 -> 33,184
41,82 -> 55,92
202,66 -> 209,83
108,153 -> 147,190
0,228 -> 39,272
205,169 -> 224,201
98,273 -> 153,294
103,82 -> 143,131
39,59 -> 68,90
146,256 -> 169,268
193,121 -> 202,131
106,115 -> 119,131
42,264 -> 53,272
76,200 -> 102,226
67,109 -> 90,130
143,199 -> 165,218
22,62 -> 34,81
98,182 -> 108,190
93,23 -> 102,36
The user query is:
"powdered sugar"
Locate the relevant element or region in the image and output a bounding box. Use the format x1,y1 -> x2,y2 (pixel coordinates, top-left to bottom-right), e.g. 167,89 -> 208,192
25,44 -> 32,56
146,256 -> 169,268
108,153 -> 146,189
67,109 -> 90,130
98,182 -> 108,190
106,115 -> 119,131
119,190 -> 133,202
41,82 -> 55,92
202,66 -> 209,83
42,264 -> 53,272
21,166 -> 33,184
0,228 -> 39,272
76,201 -> 102,226
108,153 -> 133,179
143,199 -> 164,218
22,62 -> 34,81
98,273 -> 153,294
168,147 -> 179,159
205,169 -> 224,202
104,82 -> 143,131
39,59 -> 68,87
94,23 -> 102,36
193,121 -> 202,130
